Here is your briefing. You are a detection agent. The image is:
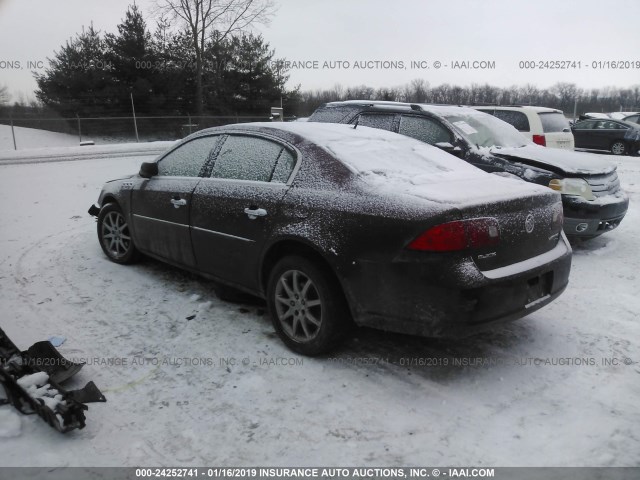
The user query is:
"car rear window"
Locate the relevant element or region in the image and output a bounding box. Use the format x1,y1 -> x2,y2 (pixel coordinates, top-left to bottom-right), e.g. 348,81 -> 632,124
538,112 -> 571,133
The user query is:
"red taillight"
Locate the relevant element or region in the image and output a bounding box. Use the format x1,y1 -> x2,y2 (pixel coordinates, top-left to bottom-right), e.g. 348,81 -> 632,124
407,218 -> 500,252
532,134 -> 546,146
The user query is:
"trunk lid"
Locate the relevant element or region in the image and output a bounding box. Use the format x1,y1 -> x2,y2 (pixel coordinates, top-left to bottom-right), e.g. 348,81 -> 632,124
459,193 -> 564,272
394,172 -> 564,271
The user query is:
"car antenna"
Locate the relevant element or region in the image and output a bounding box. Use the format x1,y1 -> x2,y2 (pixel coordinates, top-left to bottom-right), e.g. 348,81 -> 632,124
353,117 -> 360,129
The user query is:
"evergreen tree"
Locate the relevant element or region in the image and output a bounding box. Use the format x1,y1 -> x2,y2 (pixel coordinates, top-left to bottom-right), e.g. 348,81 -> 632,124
105,3 -> 155,113
203,33 -> 293,115
35,24 -> 113,116
151,22 -> 197,115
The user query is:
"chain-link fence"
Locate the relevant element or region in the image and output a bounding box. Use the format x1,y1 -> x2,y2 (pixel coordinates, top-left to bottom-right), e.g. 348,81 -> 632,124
0,114 -> 298,150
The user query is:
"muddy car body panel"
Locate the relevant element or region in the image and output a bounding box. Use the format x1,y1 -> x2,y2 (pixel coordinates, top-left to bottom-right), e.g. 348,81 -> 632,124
90,123 -> 571,343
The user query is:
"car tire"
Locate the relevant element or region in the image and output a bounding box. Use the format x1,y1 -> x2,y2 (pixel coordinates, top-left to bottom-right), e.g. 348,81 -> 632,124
267,255 -> 350,356
97,203 -> 139,264
610,141 -> 626,155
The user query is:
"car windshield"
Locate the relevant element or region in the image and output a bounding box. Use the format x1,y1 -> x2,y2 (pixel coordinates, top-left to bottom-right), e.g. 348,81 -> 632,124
440,111 -> 531,148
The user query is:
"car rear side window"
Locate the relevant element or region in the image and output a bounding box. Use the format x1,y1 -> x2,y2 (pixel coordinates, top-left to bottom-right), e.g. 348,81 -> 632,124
594,121 -> 626,130
574,121 -> 596,130
398,115 -> 452,145
624,115 -> 639,124
157,136 -> 221,177
211,135 -> 295,183
357,113 -> 395,131
271,149 -> 296,183
538,112 -> 570,133
490,110 -> 531,132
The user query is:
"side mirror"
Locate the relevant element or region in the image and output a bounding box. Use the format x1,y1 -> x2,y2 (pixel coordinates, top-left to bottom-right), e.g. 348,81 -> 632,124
435,142 -> 463,157
139,162 -> 158,178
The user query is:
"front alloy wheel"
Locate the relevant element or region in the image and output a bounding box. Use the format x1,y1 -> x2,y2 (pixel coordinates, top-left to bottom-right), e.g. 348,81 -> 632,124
97,203 -> 139,264
267,255 -> 350,355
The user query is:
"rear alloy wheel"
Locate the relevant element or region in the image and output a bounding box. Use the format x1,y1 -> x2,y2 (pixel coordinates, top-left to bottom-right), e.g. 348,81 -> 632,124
610,141 -> 626,155
97,203 -> 139,264
267,256 -> 350,355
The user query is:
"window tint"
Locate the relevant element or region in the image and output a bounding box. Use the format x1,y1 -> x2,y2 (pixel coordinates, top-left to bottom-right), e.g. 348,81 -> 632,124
398,115 -> 452,145
594,120 -> 626,130
623,115 -> 639,124
157,136 -> 220,177
309,106 -> 357,123
538,112 -> 571,133
574,121 -> 596,130
357,113 -> 395,131
491,110 -> 531,132
211,135 -> 295,183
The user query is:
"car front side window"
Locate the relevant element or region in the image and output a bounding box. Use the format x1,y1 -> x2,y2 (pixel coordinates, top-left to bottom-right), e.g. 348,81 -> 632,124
398,115 -> 452,145
575,121 -> 596,130
493,110 -> 531,132
211,135 -> 296,183
157,136 -> 221,177
357,113 -> 395,131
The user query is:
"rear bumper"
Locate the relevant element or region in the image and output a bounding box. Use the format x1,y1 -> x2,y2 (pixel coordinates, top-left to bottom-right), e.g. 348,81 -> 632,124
562,192 -> 629,237
344,234 -> 572,337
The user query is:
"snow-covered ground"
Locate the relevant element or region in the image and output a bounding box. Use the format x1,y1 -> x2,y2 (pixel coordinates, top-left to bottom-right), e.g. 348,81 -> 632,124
0,123 -> 88,151
0,144 -> 639,467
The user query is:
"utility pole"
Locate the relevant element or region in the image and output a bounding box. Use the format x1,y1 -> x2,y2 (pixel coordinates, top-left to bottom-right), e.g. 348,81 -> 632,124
76,114 -> 82,143
10,117 -> 17,150
131,93 -> 139,143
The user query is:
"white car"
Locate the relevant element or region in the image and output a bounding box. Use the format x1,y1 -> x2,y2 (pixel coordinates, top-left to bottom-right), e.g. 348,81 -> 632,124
581,112 -> 611,120
473,106 -> 575,150
609,111 -> 639,121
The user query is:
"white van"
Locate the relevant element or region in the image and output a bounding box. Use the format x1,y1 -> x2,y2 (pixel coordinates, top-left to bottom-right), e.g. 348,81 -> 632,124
473,106 -> 575,150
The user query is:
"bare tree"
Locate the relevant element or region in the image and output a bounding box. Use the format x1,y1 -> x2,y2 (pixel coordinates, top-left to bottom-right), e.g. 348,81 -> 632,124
154,0 -> 276,115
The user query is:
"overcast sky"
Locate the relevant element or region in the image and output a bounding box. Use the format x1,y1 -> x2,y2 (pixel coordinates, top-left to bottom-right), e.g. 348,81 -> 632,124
0,0 -> 639,102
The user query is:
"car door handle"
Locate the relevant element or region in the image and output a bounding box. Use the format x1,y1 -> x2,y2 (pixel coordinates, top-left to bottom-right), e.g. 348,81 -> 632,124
171,198 -> 187,208
244,207 -> 267,219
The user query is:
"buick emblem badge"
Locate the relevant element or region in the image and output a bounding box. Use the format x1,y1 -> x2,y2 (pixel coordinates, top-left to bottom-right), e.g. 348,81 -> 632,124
525,214 -> 535,233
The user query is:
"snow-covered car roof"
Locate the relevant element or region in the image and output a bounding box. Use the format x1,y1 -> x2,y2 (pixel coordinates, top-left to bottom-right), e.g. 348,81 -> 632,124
610,112 -> 639,120
583,112 -> 611,119
243,121 -> 477,176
